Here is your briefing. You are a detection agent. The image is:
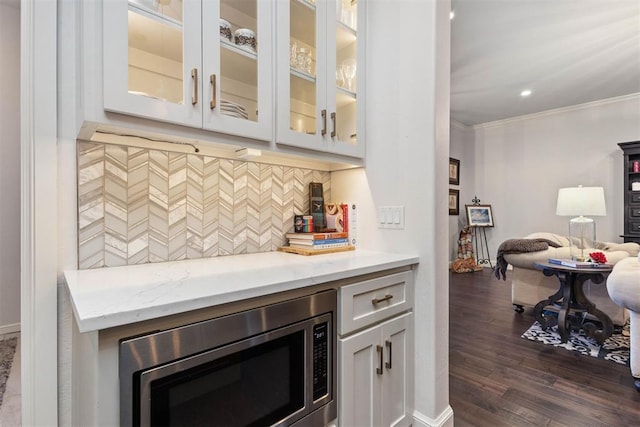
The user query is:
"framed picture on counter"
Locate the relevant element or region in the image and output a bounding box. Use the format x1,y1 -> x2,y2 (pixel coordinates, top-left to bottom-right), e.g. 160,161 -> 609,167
449,189 -> 459,216
449,157 -> 460,185
465,204 -> 494,227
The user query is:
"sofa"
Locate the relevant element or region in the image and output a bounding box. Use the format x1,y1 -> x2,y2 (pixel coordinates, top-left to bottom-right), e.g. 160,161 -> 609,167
606,255 -> 640,391
500,232 -> 640,326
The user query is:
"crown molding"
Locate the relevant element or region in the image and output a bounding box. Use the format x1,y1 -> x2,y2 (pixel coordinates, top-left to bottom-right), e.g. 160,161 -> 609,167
473,93 -> 640,130
450,119 -> 472,131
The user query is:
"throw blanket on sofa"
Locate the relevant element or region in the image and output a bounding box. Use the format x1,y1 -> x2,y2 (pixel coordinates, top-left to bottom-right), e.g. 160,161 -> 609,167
494,238 -> 562,280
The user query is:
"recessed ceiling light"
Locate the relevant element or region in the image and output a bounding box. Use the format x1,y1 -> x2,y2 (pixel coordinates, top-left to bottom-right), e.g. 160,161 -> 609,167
520,89 -> 532,97
450,10 -> 455,20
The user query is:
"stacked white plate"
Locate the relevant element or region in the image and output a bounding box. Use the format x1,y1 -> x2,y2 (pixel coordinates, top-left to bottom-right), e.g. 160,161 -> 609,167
220,99 -> 248,119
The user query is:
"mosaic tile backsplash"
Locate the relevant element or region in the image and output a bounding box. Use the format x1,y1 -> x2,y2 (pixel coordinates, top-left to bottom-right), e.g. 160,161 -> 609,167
77,141 -> 331,269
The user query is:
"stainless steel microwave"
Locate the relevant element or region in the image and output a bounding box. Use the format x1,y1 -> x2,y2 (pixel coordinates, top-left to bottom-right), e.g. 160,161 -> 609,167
119,289 -> 337,426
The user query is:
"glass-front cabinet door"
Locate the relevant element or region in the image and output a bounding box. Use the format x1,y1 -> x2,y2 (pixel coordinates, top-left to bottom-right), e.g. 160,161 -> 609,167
276,0 -> 365,159
103,0 -> 272,141
104,0 -> 203,127
202,0 -> 273,141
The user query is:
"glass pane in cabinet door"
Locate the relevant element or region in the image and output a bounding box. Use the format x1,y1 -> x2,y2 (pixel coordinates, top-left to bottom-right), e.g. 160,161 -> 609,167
335,0 -> 357,145
128,0 -> 184,104
290,0 -> 317,135
220,0 -> 258,122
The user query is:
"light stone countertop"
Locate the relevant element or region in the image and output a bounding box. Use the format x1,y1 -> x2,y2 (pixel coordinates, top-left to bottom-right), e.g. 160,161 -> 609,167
64,250 -> 419,333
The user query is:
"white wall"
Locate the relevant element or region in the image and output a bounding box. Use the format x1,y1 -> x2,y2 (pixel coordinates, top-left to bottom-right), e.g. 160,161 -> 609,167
333,0 -> 453,425
449,121 -> 475,261
470,95 -> 640,263
0,0 -> 21,332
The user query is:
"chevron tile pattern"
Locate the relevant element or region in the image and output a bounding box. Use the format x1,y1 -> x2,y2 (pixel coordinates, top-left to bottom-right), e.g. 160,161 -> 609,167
77,141 -> 331,268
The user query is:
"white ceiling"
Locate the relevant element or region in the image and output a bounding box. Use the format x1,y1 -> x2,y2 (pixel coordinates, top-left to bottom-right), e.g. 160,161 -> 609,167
450,0 -> 640,126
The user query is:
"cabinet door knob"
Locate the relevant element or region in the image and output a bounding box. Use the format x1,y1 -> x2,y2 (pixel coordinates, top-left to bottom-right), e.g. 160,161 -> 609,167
191,68 -> 198,106
321,110 -> 327,136
210,74 -> 217,110
376,345 -> 383,375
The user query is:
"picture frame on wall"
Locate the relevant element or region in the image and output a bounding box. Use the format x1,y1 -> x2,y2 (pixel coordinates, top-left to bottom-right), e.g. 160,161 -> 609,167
465,204 -> 494,227
449,157 -> 460,185
449,189 -> 459,215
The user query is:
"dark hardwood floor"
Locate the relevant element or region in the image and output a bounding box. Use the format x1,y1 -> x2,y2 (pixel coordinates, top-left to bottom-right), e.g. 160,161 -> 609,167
449,268 -> 640,427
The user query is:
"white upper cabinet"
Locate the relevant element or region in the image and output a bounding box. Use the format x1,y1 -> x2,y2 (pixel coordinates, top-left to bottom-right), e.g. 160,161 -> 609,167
103,0 -> 273,142
276,0 -> 365,159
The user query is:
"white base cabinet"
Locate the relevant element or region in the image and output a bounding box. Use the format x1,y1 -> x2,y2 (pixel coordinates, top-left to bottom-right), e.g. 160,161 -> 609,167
339,312 -> 413,427
338,271 -> 414,427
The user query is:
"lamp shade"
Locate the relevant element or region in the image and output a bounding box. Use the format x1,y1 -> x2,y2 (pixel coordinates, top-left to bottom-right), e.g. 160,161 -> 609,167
556,186 -> 607,217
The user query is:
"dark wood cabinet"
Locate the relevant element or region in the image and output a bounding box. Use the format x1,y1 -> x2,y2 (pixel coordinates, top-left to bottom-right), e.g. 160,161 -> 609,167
618,141 -> 640,243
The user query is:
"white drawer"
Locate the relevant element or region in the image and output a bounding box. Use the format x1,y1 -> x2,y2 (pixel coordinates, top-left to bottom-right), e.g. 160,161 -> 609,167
339,271 -> 414,335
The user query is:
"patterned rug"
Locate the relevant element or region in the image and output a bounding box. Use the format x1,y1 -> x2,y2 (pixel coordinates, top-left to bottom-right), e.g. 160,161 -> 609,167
521,315 -> 630,367
0,338 -> 17,407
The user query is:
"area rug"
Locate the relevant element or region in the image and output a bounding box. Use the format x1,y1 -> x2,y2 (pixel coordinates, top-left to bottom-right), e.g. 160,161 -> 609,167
0,338 -> 17,407
521,316 -> 630,367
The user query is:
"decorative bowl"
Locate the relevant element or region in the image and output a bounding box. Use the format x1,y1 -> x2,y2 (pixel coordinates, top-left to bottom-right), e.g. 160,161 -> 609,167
220,19 -> 232,42
234,28 -> 257,52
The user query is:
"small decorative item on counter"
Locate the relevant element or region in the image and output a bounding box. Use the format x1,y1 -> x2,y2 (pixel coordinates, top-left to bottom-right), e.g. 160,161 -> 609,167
220,19 -> 232,42
302,215 -> 314,232
589,251 -> 607,264
294,215 -> 304,232
234,28 -> 257,52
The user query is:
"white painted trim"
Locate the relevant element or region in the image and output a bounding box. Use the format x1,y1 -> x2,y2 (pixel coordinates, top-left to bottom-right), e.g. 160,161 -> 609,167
450,119 -> 471,131
473,92 -> 640,130
413,406 -> 455,427
21,0 -> 59,424
0,323 -> 20,335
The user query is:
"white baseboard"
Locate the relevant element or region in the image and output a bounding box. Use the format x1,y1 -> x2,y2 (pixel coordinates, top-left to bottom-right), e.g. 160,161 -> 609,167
413,406 -> 454,427
0,323 -> 20,335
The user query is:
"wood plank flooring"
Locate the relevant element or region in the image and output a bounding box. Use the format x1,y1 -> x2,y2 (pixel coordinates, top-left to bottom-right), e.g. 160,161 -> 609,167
449,268 -> 640,426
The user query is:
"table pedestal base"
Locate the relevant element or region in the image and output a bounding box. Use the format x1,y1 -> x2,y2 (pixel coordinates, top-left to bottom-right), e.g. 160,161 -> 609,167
533,268 -> 613,345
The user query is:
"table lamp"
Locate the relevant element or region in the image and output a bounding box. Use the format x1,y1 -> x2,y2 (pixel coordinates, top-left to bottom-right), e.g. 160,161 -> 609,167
556,186 -> 607,261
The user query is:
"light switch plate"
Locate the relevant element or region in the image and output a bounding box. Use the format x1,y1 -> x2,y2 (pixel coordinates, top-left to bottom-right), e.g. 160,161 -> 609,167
377,206 -> 404,229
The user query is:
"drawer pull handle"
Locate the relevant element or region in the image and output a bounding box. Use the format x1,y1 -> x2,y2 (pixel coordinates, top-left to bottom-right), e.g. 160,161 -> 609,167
385,340 -> 392,369
330,112 -> 336,138
372,294 -> 393,305
376,345 -> 383,375
191,68 -> 198,106
210,74 -> 217,110
321,109 -> 327,136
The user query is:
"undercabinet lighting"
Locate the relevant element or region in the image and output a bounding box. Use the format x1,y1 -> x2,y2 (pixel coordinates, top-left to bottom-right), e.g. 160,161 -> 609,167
236,148 -> 262,160
520,89 -> 532,97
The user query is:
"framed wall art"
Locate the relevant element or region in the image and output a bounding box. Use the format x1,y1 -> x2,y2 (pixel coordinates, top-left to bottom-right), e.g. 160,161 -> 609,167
449,157 -> 460,185
449,189 -> 459,215
465,204 -> 494,227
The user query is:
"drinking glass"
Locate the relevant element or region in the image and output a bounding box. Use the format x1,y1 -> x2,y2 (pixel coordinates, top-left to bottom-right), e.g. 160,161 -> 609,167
336,65 -> 345,88
290,42 -> 297,68
342,58 -> 356,91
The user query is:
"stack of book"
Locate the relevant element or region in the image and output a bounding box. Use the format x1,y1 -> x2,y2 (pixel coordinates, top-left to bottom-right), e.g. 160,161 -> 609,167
547,258 -> 611,268
286,231 -> 350,250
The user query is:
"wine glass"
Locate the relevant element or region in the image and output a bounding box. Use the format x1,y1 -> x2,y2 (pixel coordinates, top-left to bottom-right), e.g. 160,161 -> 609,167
342,58 -> 356,92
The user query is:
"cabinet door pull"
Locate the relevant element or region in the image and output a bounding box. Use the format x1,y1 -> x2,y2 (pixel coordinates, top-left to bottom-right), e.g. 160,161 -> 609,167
191,68 -> 198,106
376,345 -> 383,375
330,112 -> 336,138
321,110 -> 327,136
210,74 -> 217,110
372,294 -> 393,305
385,340 -> 392,369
